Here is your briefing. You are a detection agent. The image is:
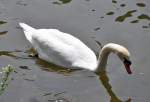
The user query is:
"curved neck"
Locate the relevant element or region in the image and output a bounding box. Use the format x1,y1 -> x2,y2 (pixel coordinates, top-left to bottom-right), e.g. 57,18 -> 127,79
95,44 -> 116,73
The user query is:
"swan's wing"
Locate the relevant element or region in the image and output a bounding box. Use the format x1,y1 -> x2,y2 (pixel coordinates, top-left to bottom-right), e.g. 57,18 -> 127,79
32,29 -> 97,69
31,31 -> 75,67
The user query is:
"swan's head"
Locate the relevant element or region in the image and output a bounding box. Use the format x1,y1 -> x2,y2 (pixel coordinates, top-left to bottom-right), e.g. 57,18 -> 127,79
111,43 -> 132,74
98,43 -> 132,74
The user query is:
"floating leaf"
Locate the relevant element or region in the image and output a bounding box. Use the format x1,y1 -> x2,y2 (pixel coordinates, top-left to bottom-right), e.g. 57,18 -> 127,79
53,0 -> 72,5
43,92 -> 52,96
137,14 -> 150,21
94,27 -> 101,31
130,20 -> 139,23
100,16 -> 104,19
19,66 -> 31,70
120,4 -> 126,7
112,0 -> 117,4
0,51 -> 16,58
85,0 -> 90,1
52,1 -> 61,5
106,11 -> 114,15
16,1 -> 27,6
142,25 -> 149,29
136,3 -> 146,7
23,78 -> 35,81
0,21 -> 7,25
59,0 -> 72,4
115,10 -> 137,22
91,9 -> 96,12
54,91 -> 66,96
95,40 -> 103,49
0,31 -> 8,35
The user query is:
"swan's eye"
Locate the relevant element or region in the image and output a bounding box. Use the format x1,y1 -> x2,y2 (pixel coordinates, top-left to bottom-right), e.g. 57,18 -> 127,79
124,58 -> 132,65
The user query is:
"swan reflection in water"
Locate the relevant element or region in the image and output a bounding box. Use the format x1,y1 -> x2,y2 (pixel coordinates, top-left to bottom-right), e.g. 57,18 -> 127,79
36,58 -> 132,102
97,70 -> 131,102
35,58 -> 82,75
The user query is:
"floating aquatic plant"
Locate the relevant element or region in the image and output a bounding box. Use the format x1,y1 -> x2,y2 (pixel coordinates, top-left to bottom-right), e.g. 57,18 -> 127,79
137,14 -> 150,21
115,10 -> 137,22
0,65 -> 13,95
16,0 -> 27,6
53,0 -> 72,5
112,0 -> 117,4
136,3 -> 146,7
0,21 -> 7,25
19,66 -> 31,70
106,11 -> 114,15
94,27 -> 101,31
0,31 -> 8,35
0,51 -> 17,58
130,20 -> 139,23
120,4 -> 126,7
142,25 -> 150,29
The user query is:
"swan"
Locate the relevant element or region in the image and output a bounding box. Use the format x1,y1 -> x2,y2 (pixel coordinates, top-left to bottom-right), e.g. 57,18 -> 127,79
19,23 -> 132,74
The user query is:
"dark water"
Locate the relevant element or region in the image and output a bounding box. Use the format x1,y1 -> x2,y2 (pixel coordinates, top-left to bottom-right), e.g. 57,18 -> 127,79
0,0 -> 150,101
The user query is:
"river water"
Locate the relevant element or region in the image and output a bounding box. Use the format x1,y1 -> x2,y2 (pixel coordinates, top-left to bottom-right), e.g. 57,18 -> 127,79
0,0 -> 150,102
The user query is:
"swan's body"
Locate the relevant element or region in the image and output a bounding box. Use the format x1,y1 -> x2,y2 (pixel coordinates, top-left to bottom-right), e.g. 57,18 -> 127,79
19,23 -> 132,74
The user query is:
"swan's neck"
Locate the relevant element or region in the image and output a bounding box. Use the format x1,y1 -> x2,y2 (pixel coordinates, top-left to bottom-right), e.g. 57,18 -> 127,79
95,44 -> 116,73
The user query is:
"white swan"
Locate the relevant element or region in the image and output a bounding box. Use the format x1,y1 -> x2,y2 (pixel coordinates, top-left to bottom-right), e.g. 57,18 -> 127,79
19,23 -> 132,74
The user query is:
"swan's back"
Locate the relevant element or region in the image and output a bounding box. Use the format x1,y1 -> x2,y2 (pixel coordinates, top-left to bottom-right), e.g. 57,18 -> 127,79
19,23 -> 97,71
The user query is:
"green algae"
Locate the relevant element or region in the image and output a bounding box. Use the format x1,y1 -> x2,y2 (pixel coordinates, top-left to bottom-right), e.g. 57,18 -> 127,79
136,3 -> 146,7
106,11 -> 114,15
115,10 -> 137,22
53,0 -> 72,5
130,20 -> 139,23
0,31 -> 8,36
0,21 -> 7,25
112,0 -> 117,4
137,14 -> 150,21
120,4 -> 126,7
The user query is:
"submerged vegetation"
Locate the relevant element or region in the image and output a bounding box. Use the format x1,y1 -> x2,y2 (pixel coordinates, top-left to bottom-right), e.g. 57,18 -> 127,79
0,65 -> 13,95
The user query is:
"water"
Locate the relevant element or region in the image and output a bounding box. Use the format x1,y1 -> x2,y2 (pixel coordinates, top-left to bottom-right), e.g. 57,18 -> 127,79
0,0 -> 150,101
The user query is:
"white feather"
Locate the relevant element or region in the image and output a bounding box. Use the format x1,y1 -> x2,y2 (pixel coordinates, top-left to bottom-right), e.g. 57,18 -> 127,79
19,23 -> 97,71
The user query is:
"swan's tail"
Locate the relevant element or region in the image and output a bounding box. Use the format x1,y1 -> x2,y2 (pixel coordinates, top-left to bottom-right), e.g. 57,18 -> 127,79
19,22 -> 36,43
